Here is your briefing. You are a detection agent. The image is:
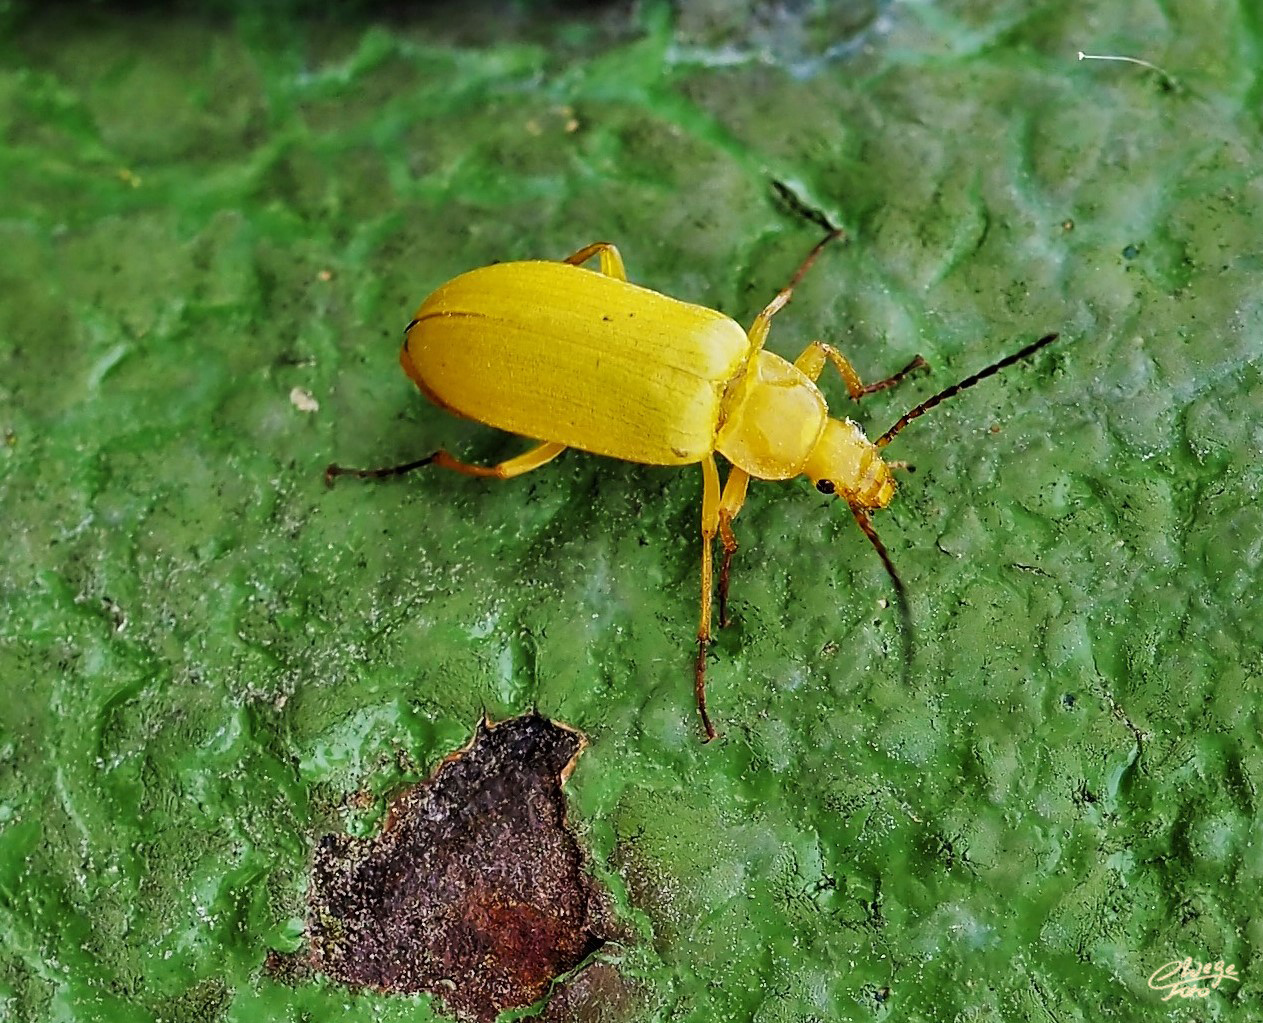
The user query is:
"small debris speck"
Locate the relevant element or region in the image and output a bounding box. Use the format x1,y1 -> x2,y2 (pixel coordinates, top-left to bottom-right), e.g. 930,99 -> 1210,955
290,387 -> 319,413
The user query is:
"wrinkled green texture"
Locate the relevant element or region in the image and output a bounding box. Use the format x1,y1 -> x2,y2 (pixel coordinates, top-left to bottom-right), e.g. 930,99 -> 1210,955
1,1 -> 1260,1021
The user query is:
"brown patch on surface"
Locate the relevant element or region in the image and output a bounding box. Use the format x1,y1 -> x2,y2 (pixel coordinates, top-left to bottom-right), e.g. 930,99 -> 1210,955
539,961 -> 646,1023
308,712 -> 606,1023
262,947 -> 312,986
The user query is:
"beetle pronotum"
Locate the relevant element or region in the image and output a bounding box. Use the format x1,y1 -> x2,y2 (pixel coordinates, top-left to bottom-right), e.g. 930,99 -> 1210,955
328,235 -> 1057,740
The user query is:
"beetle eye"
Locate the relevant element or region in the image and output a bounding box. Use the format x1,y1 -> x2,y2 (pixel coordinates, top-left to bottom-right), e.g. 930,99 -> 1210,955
815,479 -> 836,495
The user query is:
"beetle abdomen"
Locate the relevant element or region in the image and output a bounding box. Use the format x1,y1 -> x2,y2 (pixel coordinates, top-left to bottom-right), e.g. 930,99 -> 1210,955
402,261 -> 752,466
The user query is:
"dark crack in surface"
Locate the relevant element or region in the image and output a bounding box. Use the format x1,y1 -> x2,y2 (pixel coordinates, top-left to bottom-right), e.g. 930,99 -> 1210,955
308,713 -> 606,1023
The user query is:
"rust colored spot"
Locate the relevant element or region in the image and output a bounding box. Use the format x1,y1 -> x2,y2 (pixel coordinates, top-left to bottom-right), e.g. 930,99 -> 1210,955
307,712 -> 606,1023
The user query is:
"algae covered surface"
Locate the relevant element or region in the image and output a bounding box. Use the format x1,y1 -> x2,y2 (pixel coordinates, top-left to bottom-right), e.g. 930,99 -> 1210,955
2,0 -> 1261,1020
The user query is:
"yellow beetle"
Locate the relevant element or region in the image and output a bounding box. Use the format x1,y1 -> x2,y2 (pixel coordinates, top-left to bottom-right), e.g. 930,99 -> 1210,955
328,236 -> 1057,740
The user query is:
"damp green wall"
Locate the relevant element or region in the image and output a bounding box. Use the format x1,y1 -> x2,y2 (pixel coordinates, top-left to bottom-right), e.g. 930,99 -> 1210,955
1,1 -> 1259,1020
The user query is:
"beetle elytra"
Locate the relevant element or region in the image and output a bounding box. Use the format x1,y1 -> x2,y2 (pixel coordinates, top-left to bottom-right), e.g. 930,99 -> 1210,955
327,236 -> 1058,740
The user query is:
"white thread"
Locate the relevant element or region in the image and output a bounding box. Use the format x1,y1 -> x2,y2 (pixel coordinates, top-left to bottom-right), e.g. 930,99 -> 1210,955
1077,50 -> 1176,86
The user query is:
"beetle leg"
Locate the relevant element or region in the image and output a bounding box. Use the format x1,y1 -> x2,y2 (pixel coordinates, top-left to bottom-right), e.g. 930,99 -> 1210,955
793,342 -> 929,401
695,454 -> 721,741
717,467 -> 750,628
325,440 -> 565,486
430,441 -> 567,479
746,228 -> 846,351
325,455 -> 439,486
562,242 -> 628,282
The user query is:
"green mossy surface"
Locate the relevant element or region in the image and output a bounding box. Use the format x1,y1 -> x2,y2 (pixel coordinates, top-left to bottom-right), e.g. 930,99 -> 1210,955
2,1 -> 1260,1020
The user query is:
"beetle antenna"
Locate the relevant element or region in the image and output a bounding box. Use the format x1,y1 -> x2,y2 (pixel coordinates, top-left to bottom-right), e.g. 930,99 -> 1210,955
876,333 -> 1059,448
848,504 -> 914,677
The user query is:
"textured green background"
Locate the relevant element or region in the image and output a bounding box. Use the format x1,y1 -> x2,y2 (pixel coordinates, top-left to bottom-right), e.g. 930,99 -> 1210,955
2,1 -> 1260,1020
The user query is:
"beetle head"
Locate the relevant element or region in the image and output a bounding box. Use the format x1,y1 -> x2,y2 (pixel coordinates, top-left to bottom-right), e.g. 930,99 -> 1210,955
802,418 -> 896,510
